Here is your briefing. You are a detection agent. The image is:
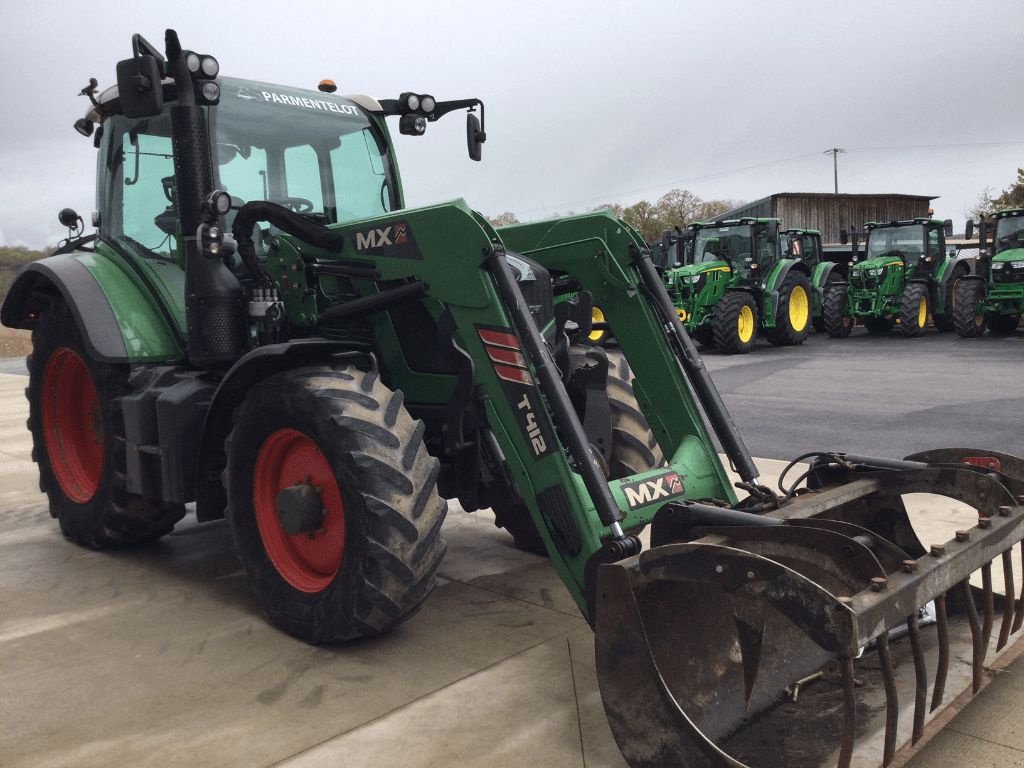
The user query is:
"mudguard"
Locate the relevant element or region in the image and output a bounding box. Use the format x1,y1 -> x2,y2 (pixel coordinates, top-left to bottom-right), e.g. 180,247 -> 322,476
1,251 -> 182,363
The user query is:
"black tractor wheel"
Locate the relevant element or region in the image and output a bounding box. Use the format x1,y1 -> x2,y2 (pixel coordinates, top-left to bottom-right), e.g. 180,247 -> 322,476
823,283 -> 853,338
493,347 -> 663,554
224,365 -> 447,643
864,316 -> 895,335
27,301 -> 184,548
767,271 -> 812,346
934,265 -> 968,332
952,279 -> 987,338
899,282 -> 929,337
987,311 -> 1021,335
712,292 -> 758,354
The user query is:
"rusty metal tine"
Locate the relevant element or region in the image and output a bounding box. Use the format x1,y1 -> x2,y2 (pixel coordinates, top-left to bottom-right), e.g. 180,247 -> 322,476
982,562 -> 994,654
930,594 -> 949,713
837,656 -> 856,768
877,634 -> 898,766
908,614 -> 927,744
997,550 -> 1015,651
1013,541 -> 1024,634
963,578 -> 983,694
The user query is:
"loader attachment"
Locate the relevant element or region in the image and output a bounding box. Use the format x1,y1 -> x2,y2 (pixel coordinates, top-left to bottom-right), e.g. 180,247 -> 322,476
596,450 -> 1024,768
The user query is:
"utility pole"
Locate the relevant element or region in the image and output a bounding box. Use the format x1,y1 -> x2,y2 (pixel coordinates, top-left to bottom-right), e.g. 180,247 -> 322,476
824,148 -> 845,193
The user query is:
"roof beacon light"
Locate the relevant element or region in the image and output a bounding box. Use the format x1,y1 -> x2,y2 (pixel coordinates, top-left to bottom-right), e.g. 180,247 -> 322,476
318,80 -> 337,94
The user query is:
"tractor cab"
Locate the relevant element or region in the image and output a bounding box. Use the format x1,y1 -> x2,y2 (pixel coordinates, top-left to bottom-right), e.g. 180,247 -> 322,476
781,228 -> 822,269
862,218 -> 951,277
690,217 -> 780,284
989,209 -> 1024,278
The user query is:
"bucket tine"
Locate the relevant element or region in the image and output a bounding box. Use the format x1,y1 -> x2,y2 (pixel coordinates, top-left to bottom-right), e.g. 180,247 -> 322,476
837,656 -> 856,768
997,549 -> 1015,651
981,562 -> 994,651
877,634 -> 898,766
962,578 -> 983,694
930,594 -> 949,712
907,614 -> 927,744
1013,541 -> 1024,634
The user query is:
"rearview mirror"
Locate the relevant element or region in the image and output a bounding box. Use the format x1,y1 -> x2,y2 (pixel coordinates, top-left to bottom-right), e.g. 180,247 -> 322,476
943,219 -> 954,238
839,228 -> 849,245
965,220 -> 975,240
467,113 -> 485,161
116,55 -> 164,118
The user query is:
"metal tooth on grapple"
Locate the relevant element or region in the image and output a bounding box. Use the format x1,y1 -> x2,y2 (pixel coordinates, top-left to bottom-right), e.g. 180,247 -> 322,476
595,449 -> 1024,768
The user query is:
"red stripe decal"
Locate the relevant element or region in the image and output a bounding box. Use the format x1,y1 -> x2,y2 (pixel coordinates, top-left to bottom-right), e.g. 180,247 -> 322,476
487,347 -> 527,367
494,364 -> 534,385
478,329 -> 520,349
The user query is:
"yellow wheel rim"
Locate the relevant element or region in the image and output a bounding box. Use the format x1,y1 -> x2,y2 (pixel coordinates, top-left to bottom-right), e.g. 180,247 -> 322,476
737,305 -> 755,343
788,284 -> 809,332
589,306 -> 606,342
917,297 -> 927,328
677,308 -> 688,323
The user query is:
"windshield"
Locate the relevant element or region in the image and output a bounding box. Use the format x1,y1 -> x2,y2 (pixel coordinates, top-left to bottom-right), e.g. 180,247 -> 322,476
865,225 -> 925,264
994,216 -> 1024,253
214,78 -> 397,225
694,225 -> 751,265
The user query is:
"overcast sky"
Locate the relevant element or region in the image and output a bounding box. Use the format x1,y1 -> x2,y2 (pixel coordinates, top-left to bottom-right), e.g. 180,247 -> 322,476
1,0 -> 1022,248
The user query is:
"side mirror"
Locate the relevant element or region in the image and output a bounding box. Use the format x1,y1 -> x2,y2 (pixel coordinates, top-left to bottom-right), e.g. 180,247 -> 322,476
116,54 -> 164,118
466,112 -> 485,162
965,220 -> 975,240
839,228 -> 849,245
943,219 -> 954,238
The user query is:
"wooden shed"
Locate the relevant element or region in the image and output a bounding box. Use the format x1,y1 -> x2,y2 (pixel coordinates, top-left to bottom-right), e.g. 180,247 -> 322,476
718,193 -> 936,244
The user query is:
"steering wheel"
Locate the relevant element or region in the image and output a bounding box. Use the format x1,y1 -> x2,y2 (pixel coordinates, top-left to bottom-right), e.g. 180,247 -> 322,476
279,196 -> 315,214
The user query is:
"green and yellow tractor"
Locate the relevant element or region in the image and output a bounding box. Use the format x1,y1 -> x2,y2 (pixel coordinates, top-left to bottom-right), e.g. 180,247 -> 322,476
824,218 -> 973,337
663,217 -> 812,353
954,209 -> 1024,336
7,28 -> 1024,768
780,227 -> 849,332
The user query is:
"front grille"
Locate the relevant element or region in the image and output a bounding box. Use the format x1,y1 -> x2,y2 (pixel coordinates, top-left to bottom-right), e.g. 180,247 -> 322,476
993,269 -> 1024,284
851,274 -> 878,289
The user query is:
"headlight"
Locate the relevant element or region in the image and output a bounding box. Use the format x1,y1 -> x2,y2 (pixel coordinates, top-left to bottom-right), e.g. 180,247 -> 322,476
1012,261 -> 1024,269
992,263 -> 1005,270
684,275 -> 700,284
867,268 -> 881,277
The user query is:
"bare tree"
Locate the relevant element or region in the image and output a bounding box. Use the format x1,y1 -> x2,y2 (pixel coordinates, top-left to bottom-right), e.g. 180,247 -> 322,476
487,211 -> 520,227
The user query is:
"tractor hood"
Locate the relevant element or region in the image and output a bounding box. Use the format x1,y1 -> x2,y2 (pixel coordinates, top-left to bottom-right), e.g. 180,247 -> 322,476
851,256 -> 903,274
672,261 -> 731,279
992,247 -> 1024,265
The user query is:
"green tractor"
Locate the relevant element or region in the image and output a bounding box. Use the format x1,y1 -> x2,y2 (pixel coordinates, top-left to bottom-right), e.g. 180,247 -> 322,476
779,227 -> 849,332
824,218 -> 973,337
664,217 -> 812,353
954,209 -> 1024,337
7,28 -> 1024,768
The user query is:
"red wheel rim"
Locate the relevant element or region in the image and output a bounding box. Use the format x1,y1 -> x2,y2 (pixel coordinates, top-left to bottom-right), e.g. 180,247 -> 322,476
253,428 -> 346,592
42,348 -> 104,503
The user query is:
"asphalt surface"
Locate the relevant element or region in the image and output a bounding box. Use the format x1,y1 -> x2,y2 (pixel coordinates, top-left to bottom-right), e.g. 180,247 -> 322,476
701,327 -> 1024,462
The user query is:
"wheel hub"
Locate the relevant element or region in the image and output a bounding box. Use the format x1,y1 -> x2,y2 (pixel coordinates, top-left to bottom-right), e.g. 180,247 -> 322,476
276,483 -> 326,535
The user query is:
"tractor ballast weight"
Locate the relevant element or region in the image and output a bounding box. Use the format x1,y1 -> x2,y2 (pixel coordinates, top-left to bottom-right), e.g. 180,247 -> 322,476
663,218 -> 813,353
825,219 -> 974,337
6,29 -> 1024,768
954,210 -> 1024,337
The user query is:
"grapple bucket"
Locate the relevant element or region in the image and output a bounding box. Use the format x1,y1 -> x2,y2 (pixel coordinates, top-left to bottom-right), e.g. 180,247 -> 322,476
595,449 -> 1024,768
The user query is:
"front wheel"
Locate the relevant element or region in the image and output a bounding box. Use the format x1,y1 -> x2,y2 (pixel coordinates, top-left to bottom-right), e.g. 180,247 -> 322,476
712,292 -> 758,354
225,366 -> 447,643
823,283 -> 852,338
952,279 -> 987,338
899,283 -> 929,337
28,301 -> 184,548
767,272 -> 812,346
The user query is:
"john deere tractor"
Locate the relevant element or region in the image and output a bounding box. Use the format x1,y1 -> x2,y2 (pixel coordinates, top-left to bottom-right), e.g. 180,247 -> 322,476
7,29 -> 1024,768
954,209 -> 1024,336
780,227 -> 848,331
824,218 -> 973,337
664,217 -> 812,353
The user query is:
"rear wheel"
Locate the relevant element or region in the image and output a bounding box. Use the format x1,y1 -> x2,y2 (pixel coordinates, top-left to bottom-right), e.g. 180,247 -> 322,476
225,365 -> 447,642
767,272 -> 812,346
934,265 -> 968,332
952,279 -> 987,338
712,292 -> 758,354
27,301 -> 184,548
987,311 -> 1021,335
588,305 -> 609,344
494,347 -> 663,554
899,282 -> 929,337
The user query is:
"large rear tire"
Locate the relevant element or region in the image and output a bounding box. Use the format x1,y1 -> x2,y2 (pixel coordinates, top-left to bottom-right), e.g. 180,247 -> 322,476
27,301 -> 184,548
934,265 -> 968,332
225,365 -> 447,643
899,282 -> 929,337
823,283 -> 853,338
952,279 -> 987,338
712,292 -> 758,354
987,311 -> 1021,335
767,272 -> 812,346
493,347 -> 662,554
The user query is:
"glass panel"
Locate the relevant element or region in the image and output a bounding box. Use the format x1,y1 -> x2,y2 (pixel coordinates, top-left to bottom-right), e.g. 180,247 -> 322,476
330,128 -> 391,222
116,123 -> 177,260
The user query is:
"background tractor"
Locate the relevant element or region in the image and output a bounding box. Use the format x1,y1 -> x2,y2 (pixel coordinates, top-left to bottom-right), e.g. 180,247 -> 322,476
954,209 -> 1024,337
663,217 -> 812,353
6,28 -> 1024,768
824,218 -> 973,337
780,227 -> 848,331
